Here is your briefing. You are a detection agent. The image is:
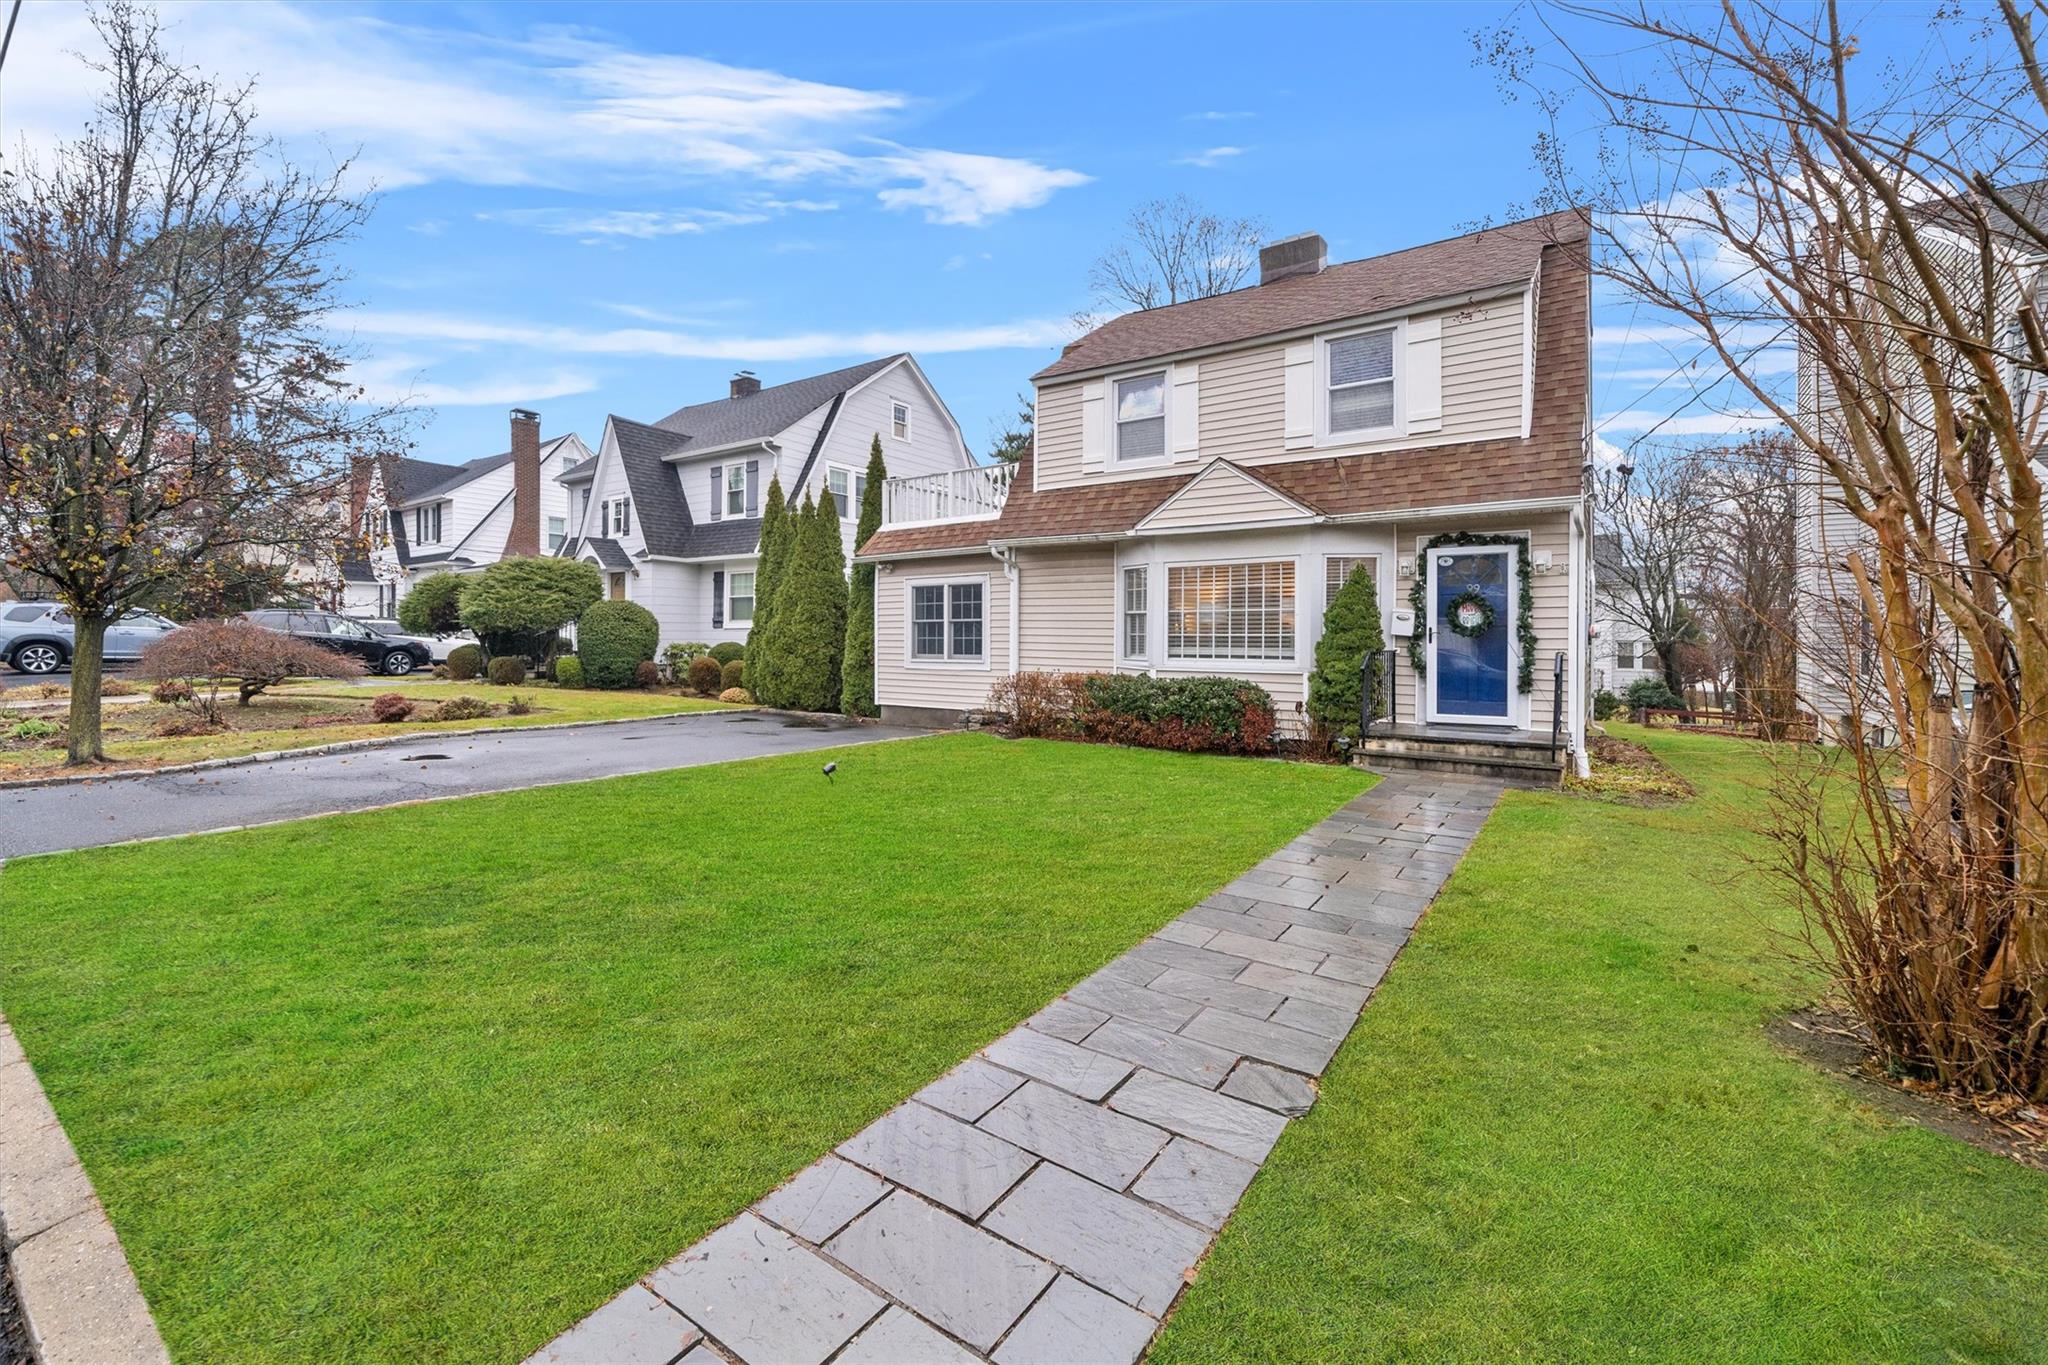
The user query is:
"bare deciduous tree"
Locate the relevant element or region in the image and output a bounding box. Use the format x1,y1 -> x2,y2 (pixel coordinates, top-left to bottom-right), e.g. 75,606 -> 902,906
0,3 -> 400,762
1486,0 -> 2048,1096
1696,434 -> 1800,734
1593,449 -> 1714,693
1088,195 -> 1265,313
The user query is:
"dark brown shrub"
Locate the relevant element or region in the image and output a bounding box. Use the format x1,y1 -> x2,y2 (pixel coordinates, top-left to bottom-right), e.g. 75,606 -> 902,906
721,658 -> 745,691
687,655 -> 723,695
634,659 -> 659,689
150,678 -> 194,704
986,671 -> 1092,738
370,692 -> 415,723
140,619 -> 362,720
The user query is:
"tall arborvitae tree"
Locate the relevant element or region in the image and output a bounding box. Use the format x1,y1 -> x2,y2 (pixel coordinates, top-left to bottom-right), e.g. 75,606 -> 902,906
746,476 -> 790,705
841,436 -> 887,716
774,491 -> 848,712
1307,564 -> 1386,741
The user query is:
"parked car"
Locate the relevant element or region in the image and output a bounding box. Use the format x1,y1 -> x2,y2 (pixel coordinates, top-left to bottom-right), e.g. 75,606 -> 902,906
241,610 -> 432,676
363,618 -> 473,664
0,602 -> 178,675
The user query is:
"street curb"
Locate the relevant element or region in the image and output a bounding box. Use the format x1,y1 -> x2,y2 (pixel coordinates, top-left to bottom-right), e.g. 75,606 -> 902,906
0,707 -> 756,791
0,1011 -> 171,1365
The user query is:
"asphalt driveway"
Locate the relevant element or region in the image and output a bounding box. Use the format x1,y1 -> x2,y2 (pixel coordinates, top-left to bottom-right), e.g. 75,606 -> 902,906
0,711 -> 933,859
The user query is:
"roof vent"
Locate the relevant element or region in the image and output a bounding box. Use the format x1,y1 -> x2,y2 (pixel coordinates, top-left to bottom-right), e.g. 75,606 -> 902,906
1259,232 -> 1326,286
730,371 -> 761,399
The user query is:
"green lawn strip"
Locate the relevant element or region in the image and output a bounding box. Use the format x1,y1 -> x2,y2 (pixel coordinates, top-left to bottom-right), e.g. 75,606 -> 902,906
0,735 -> 1368,1363
1151,728 -> 2047,1365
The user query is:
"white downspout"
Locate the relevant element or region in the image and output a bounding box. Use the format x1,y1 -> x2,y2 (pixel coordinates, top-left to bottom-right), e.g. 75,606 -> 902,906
1569,504 -> 1592,778
992,544 -> 1020,673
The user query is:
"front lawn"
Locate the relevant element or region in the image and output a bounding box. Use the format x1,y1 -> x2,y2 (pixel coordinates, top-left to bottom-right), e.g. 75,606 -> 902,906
1151,728 -> 2048,1363
0,734 -> 1369,1362
0,679 -> 733,775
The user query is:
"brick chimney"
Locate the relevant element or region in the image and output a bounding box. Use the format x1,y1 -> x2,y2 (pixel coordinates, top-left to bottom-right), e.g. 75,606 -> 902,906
1259,232 -> 1327,286
730,370 -> 761,399
504,408 -> 542,557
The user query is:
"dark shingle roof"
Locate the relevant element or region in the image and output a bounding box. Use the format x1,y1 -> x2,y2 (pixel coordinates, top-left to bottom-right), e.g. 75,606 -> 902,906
862,231 -> 1590,558
558,457 -> 597,483
580,537 -> 635,571
1036,210 -> 1588,381
652,356 -> 902,449
611,418 -> 695,557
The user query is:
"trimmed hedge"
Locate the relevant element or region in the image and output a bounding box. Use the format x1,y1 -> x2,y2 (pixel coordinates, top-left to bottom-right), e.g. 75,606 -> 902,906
709,641 -> 745,665
687,656 -> 723,696
446,644 -> 482,681
553,655 -> 585,689
986,671 -> 1277,755
487,656 -> 527,686
721,658 -> 745,691
577,600 -> 661,689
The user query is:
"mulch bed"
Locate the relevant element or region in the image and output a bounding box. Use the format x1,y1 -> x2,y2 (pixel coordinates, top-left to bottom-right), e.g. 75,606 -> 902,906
1769,1007 -> 2047,1169
1565,732 -> 1695,804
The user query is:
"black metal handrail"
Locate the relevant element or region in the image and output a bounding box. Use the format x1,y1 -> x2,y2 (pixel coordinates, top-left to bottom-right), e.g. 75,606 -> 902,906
1360,647 -> 1397,738
1550,650 -> 1567,759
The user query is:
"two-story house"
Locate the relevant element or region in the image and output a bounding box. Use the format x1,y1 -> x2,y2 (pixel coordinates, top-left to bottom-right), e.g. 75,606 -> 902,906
1590,533 -> 1668,697
344,409 -> 592,616
857,212 -> 1595,779
554,354 -> 973,649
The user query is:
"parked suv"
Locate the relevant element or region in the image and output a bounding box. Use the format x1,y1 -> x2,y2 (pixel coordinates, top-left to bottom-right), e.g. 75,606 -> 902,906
242,610 -> 432,676
0,602 -> 178,675
364,618 -> 473,664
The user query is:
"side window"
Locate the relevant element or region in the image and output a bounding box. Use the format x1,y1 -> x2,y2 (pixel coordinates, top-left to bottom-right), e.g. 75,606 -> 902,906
891,401 -> 911,441
828,467 -> 853,518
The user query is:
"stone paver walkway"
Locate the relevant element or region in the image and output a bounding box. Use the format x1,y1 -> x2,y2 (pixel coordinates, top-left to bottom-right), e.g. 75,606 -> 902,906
528,770 -> 1503,1365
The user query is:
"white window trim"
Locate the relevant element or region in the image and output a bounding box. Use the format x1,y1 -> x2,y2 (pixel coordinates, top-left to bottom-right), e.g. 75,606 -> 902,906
546,516 -> 568,554
890,400 -> 912,442
1415,531 -> 1529,728
414,503 -> 443,545
902,573 -> 990,669
1316,321 -> 1405,446
727,568 -> 757,628
1109,368 -> 1173,469
826,463 -> 865,520
724,465 -> 746,518
1161,554 -> 1300,666
1120,564 -> 1150,663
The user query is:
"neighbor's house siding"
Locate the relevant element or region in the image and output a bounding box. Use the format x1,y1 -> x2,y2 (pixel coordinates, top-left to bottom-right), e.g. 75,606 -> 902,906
874,552 -> 1009,720
816,369 -> 970,561
1034,289 -> 1530,491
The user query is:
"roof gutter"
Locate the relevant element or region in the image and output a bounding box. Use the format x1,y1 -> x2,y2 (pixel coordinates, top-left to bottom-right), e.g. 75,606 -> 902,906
659,437 -> 779,464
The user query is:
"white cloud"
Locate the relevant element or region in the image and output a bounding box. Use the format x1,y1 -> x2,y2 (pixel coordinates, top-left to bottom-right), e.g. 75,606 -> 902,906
7,5 -> 1087,225
1174,146 -> 1245,168
346,356 -> 597,407
1595,408 -> 1784,437
1185,110 -> 1255,121
339,310 -> 1073,362
482,207 -> 772,239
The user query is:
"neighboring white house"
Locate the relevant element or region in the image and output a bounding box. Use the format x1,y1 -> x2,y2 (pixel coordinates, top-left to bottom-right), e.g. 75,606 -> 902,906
342,409 -> 591,617
857,214 -> 1598,780
555,355 -> 972,649
1590,533 -> 1665,696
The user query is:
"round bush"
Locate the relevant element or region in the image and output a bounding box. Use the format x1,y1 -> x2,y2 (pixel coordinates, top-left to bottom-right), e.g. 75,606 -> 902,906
634,660 -> 659,689
1624,676 -> 1683,712
370,692 -> 414,723
553,655 -> 585,688
432,695 -> 493,722
721,658 -> 745,691
709,641 -> 745,665
687,655 -> 723,695
718,687 -> 752,703
397,572 -> 464,635
447,644 -> 482,681
487,655 -> 528,686
578,600 -> 661,689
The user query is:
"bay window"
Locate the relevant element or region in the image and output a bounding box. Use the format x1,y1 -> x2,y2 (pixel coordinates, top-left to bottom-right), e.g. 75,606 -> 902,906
1167,561 -> 1295,661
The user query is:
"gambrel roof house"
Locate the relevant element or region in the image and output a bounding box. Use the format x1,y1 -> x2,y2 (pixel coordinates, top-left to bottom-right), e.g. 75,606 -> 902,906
343,410 -> 592,617
558,354 -> 972,648
859,210 -> 1596,780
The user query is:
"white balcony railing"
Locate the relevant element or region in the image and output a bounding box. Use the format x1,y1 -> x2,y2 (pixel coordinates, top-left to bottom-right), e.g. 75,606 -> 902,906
881,462 -> 1015,527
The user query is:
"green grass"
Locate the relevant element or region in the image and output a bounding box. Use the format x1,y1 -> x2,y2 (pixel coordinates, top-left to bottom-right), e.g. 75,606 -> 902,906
1152,728 -> 2048,1364
0,734 -> 1368,1363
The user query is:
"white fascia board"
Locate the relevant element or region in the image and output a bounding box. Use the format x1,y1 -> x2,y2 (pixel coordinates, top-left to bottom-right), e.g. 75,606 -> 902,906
661,437 -> 779,464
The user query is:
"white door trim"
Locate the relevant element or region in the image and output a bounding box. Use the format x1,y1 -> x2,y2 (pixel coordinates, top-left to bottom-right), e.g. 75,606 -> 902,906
1424,542 -> 1518,727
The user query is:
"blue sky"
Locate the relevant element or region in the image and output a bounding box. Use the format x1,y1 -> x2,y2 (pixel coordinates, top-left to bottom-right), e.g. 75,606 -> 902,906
6,1 -> 1930,466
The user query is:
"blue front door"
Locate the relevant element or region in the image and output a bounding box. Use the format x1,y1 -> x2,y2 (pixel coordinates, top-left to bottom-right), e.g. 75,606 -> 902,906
1431,548 -> 1512,721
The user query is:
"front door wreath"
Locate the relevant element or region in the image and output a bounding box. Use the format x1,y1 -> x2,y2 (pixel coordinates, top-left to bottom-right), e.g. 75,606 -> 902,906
1444,586 -> 1497,639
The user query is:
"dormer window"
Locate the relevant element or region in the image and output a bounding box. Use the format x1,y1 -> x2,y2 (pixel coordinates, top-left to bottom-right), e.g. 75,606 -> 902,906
1113,371 -> 1167,464
1327,327 -> 1397,434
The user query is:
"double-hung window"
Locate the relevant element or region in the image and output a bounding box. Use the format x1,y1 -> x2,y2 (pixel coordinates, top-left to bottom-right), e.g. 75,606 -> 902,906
1325,554 -> 1378,607
828,466 -> 868,519
610,498 -> 631,535
1327,328 -> 1397,435
546,516 -> 567,554
414,503 -> 442,545
1122,566 -> 1149,659
891,402 -> 911,441
1113,372 -> 1167,463
909,581 -> 984,662
728,570 -> 756,625
725,465 -> 746,517
1615,639 -> 1637,670
1166,561 -> 1295,661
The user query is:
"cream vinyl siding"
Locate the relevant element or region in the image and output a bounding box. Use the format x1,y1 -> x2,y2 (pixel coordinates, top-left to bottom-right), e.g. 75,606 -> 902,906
1017,547 -> 1115,670
873,554 -> 1010,711
1142,464 -> 1306,531
1438,299 -> 1526,440
1035,293 -> 1528,492
1393,511 -> 1571,727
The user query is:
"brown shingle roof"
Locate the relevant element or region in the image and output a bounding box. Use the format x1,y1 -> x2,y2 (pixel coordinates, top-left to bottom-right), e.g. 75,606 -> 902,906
858,227 -> 1589,560
1035,209 -> 1588,381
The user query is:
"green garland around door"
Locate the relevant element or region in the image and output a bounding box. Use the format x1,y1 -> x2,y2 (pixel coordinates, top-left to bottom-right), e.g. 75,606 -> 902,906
1406,531 -> 1537,693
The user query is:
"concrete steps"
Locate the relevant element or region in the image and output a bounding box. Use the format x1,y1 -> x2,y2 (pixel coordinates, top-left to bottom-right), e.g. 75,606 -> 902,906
1352,726 -> 1565,788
